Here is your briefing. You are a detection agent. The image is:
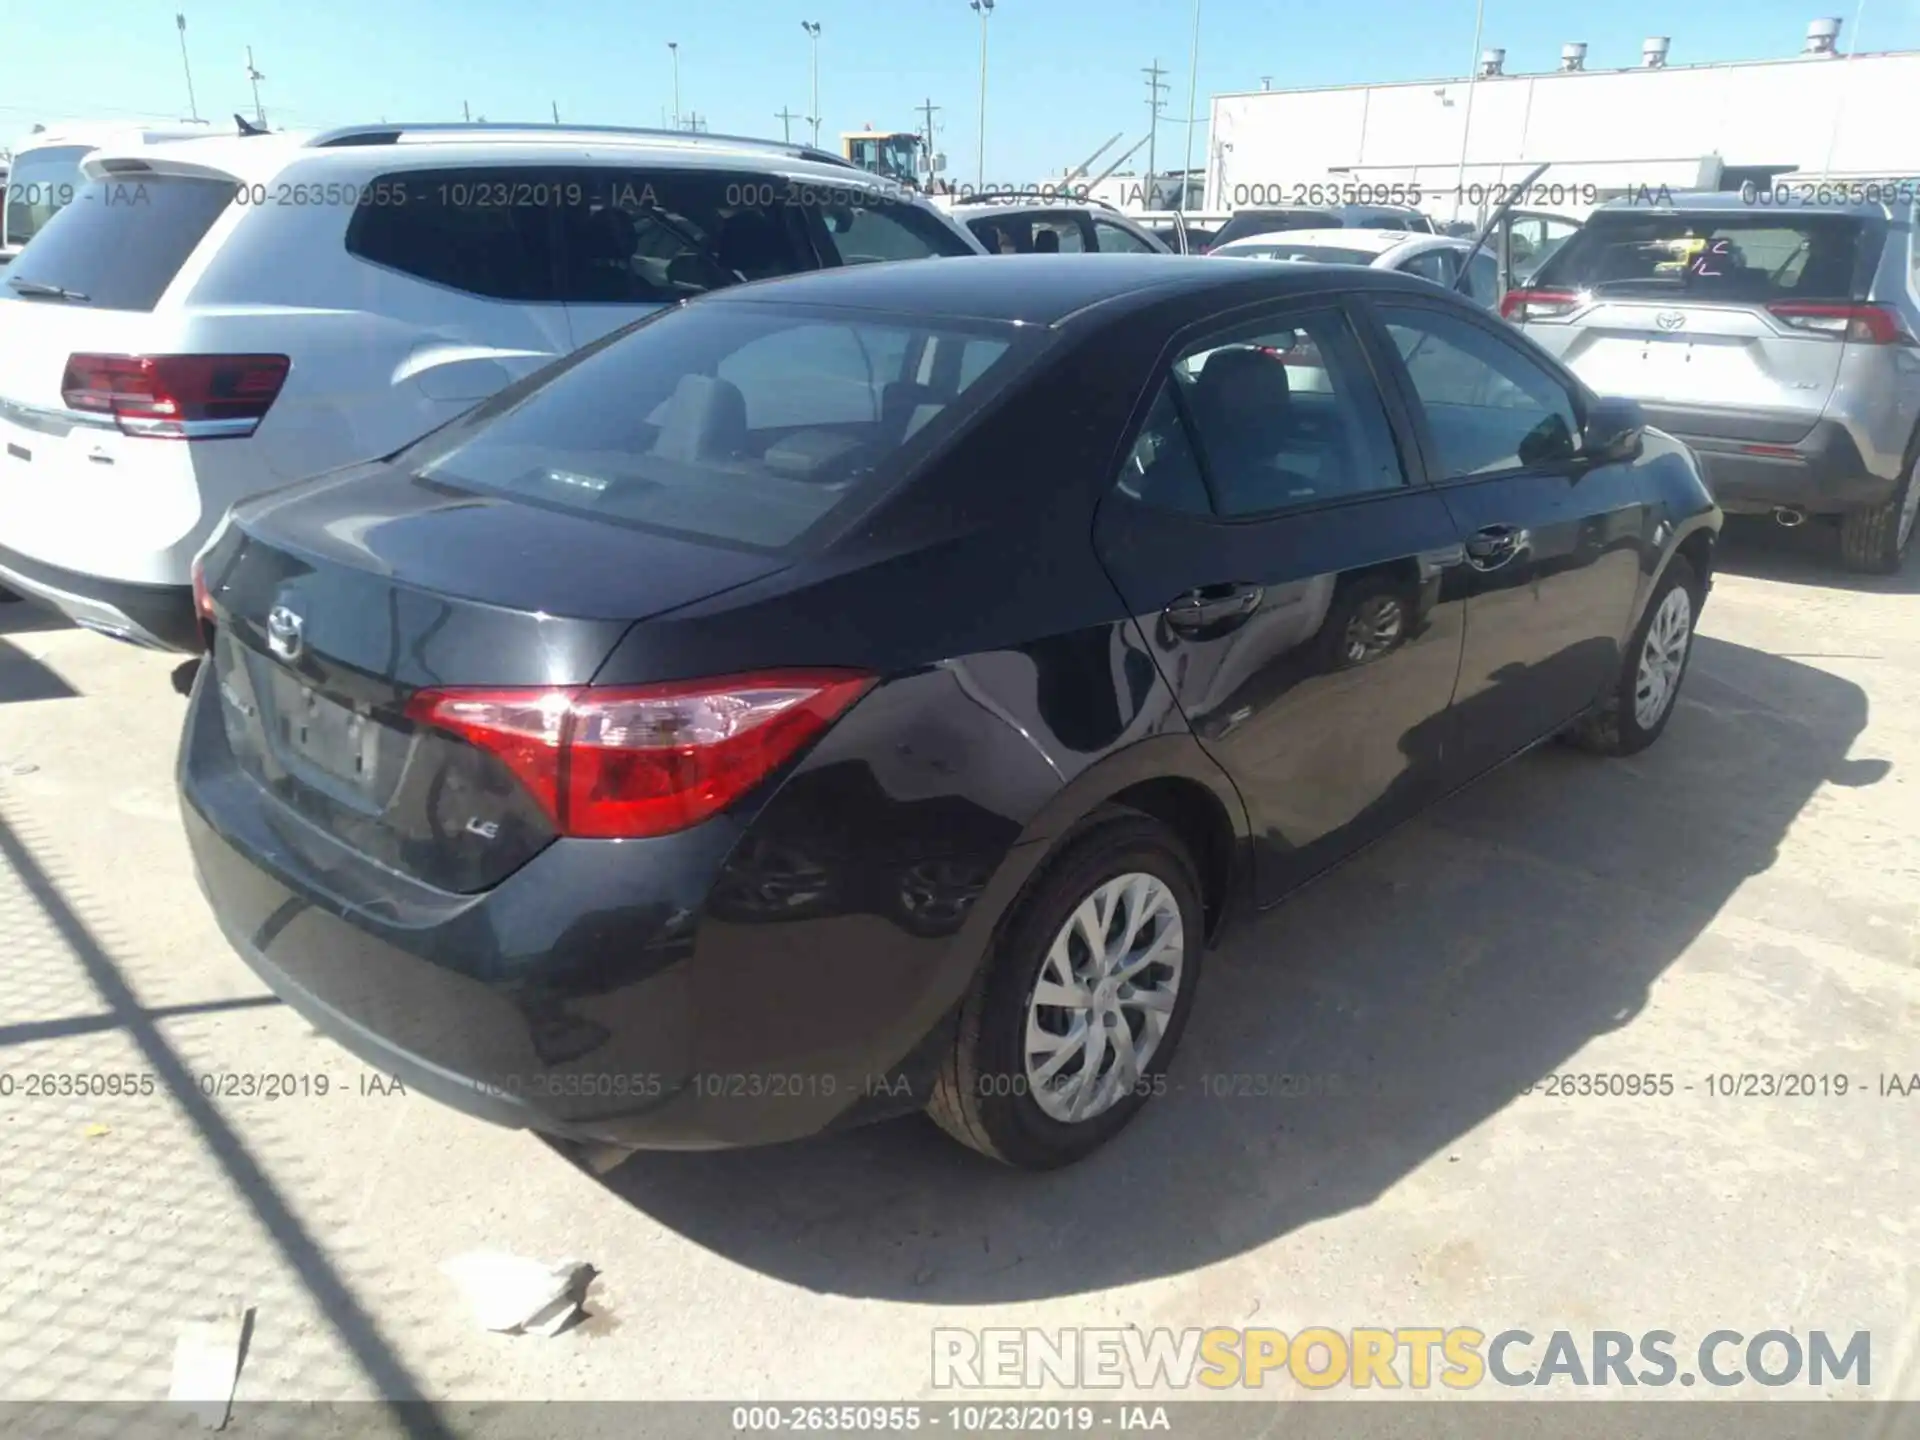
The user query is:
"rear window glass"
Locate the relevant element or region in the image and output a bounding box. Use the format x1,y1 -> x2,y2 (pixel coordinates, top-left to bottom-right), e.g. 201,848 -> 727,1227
4,145 -> 90,248
399,301 -> 1041,553
1531,212 -> 1877,301
1211,211 -> 1341,247
1221,243 -> 1377,265
4,174 -> 236,311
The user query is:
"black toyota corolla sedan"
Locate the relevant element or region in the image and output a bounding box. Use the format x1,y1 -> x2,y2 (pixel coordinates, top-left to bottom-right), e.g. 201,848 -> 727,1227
180,255 -> 1720,1170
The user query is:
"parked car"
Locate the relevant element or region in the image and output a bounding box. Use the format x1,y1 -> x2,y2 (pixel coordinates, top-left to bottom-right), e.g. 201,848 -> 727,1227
0,121 -> 984,651
182,254 -> 1720,1170
1207,203 -> 1437,251
2,120 -> 216,266
1211,228 -> 1501,307
937,197 -> 1171,255
1502,191 -> 1920,571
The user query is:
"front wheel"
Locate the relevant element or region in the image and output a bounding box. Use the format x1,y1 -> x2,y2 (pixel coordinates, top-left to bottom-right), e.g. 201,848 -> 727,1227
1838,454 -> 1920,574
1566,556 -> 1699,758
928,811 -> 1203,1169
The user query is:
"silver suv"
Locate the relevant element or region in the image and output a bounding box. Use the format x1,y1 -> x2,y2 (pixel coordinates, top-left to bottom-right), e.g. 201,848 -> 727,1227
1502,191 -> 1920,572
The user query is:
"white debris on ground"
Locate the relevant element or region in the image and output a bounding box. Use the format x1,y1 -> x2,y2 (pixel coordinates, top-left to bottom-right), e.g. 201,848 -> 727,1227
167,1308 -> 252,1428
441,1251 -> 595,1337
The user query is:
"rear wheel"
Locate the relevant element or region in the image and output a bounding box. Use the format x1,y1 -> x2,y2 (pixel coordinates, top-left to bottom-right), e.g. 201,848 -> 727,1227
1838,452 -> 1920,574
1567,556 -> 1699,758
928,811 -> 1202,1169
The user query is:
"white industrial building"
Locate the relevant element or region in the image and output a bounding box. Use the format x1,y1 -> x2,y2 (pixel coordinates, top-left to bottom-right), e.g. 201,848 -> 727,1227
1203,17 -> 1920,223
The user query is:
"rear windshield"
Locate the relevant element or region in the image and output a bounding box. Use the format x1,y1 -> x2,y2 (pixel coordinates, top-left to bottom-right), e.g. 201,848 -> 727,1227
1220,243 -> 1376,265
4,145 -> 90,248
400,300 -> 1043,554
1530,211 -> 1878,302
1211,211 -> 1341,247
4,174 -> 236,310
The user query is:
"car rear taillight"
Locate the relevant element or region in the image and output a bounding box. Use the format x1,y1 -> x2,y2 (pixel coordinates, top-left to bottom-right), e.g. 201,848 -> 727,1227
61,353 -> 290,438
1765,302 -> 1914,345
405,670 -> 876,840
1499,288 -> 1580,323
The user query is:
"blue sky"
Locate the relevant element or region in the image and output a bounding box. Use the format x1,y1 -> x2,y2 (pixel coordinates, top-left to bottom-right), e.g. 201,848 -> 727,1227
6,0 -> 1916,180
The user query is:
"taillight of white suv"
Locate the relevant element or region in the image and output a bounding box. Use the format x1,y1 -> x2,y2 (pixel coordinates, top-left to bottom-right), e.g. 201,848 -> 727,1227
1764,302 -> 1917,345
61,353 -> 290,438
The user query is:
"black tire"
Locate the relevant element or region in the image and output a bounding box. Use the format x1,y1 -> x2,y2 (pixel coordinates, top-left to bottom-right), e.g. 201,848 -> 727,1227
1837,461 -> 1918,574
928,809 -> 1203,1170
1567,555 -> 1700,758
1316,572 -> 1412,671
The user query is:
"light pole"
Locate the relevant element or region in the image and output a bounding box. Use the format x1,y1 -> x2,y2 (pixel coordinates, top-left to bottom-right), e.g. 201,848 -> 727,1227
1450,0 -> 1486,222
244,45 -> 266,128
667,42 -> 681,130
1181,0 -> 1200,211
970,0 -> 994,190
801,22 -> 822,147
175,14 -> 200,122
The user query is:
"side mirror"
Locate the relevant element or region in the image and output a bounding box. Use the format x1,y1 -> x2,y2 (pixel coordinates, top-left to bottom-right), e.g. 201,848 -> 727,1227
1583,395 -> 1646,463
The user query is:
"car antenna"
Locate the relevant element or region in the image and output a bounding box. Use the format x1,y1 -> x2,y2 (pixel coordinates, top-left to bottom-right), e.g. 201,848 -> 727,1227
235,112 -> 268,137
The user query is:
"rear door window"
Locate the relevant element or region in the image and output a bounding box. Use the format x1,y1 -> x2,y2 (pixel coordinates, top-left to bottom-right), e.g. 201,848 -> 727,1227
345,168 -> 563,301
1094,219 -> 1158,254
4,174 -> 236,311
1531,212 -> 1878,302
399,300 -> 1039,553
808,198 -> 976,264
1174,308 -> 1406,513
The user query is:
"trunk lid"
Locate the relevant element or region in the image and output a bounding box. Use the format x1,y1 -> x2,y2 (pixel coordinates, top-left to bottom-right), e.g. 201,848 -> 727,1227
202,461 -> 791,891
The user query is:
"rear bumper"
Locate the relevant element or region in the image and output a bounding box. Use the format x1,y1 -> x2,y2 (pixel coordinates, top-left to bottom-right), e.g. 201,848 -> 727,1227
1641,404 -> 1901,516
0,542 -> 201,652
176,665 -> 1006,1150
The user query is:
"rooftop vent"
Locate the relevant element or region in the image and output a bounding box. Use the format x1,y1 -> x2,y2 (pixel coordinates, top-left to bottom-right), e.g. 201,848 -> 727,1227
1641,36 -> 1670,68
1805,17 -> 1842,55
1478,47 -> 1506,77
1560,42 -> 1588,71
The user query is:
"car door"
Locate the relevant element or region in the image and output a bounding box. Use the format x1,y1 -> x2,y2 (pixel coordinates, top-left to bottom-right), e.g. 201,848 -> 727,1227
1093,299 -> 1471,907
1361,295 -> 1648,779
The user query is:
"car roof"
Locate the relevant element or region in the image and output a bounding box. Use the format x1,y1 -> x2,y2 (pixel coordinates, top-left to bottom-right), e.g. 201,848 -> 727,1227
701,252 -> 1450,327
15,120 -> 218,151
82,127 -> 876,189
946,199 -> 1121,219
1589,189 -> 1902,219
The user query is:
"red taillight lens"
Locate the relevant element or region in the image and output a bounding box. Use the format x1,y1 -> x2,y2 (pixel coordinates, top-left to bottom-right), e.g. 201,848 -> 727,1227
1499,288 -> 1579,322
1765,301 -> 1913,345
405,670 -> 876,840
61,353 -> 290,438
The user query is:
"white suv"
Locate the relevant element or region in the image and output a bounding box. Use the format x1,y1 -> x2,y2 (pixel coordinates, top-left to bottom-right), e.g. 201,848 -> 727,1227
0,122 -> 984,650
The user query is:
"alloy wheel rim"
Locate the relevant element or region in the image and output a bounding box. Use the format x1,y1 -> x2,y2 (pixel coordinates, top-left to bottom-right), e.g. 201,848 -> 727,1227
1633,585 -> 1693,730
1344,596 -> 1405,664
1024,871 -> 1184,1124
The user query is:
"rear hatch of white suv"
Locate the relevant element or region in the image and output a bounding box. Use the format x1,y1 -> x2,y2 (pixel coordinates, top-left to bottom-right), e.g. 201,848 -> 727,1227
0,151 -> 278,643
1501,206 -> 1889,441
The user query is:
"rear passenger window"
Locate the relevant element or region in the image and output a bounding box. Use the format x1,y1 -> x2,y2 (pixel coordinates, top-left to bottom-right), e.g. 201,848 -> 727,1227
1377,304 -> 1581,476
1094,220 -> 1157,254
812,200 -> 975,264
345,167 -> 818,304
1173,309 -> 1405,514
346,168 -> 561,301
1114,387 -> 1211,515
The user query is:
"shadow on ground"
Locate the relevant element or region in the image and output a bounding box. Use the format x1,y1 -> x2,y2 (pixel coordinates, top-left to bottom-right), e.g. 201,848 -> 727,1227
0,600 -> 78,704
588,636 -> 1874,1303
1713,514 -> 1920,595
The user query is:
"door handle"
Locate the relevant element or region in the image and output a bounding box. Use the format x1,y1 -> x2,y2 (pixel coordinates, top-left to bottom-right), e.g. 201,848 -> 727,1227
1465,524 -> 1527,571
1164,583 -> 1264,633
